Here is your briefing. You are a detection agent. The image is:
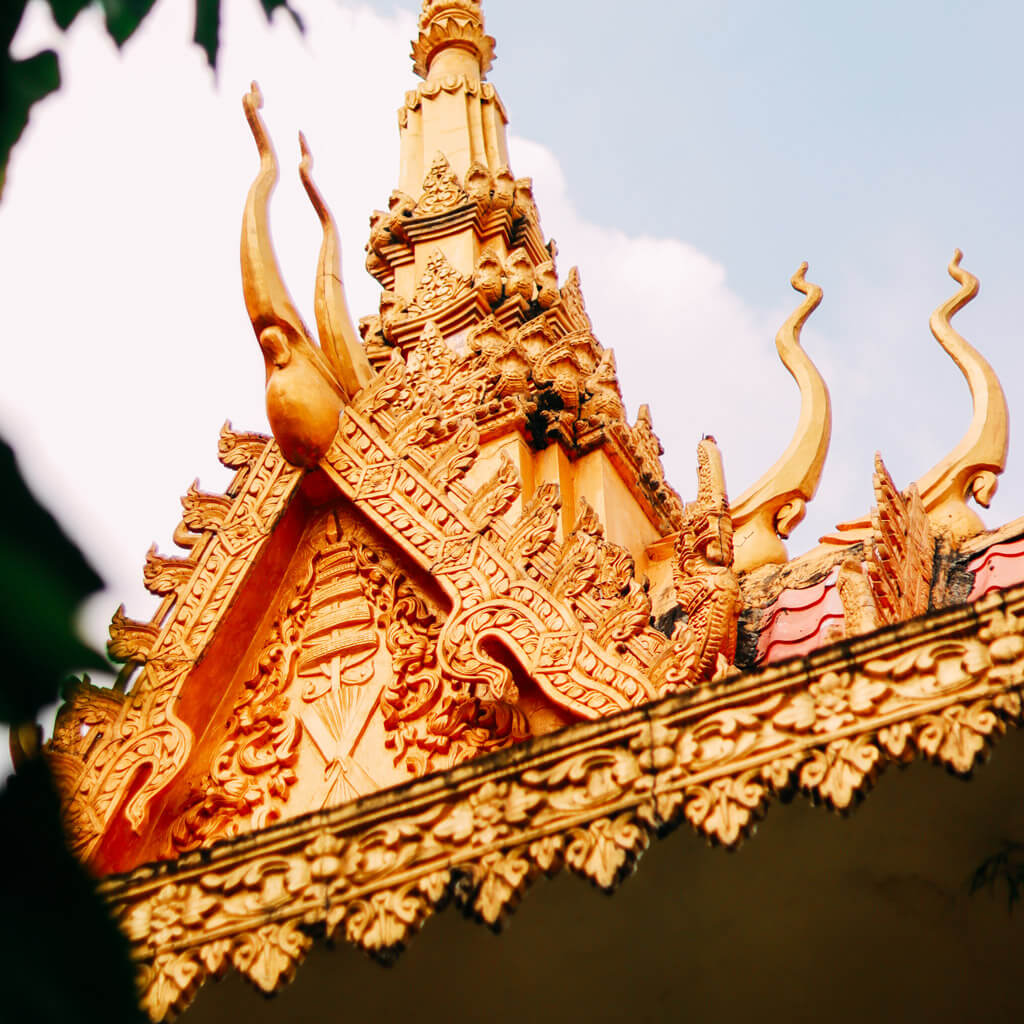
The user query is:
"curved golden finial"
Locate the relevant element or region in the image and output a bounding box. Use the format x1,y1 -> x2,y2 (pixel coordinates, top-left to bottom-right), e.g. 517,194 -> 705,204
298,131 -> 373,399
241,83 -> 309,350
913,249 -> 1008,541
731,263 -> 831,573
241,83 -> 344,467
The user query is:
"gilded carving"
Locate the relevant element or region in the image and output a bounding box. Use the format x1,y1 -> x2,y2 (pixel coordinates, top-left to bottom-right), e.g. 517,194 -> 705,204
867,453 -> 934,623
407,249 -> 472,314
504,247 -> 535,304
107,582 -> 1024,1020
836,559 -> 882,637
239,84 -> 350,466
49,436 -> 302,862
298,132 -> 374,396
463,452 -> 521,527
411,0 -> 495,80
651,438 -> 740,692
415,152 -> 469,215
529,260 -> 554,310
170,560 -> 314,852
474,248 -> 504,307
827,250 -> 1009,548
465,160 -> 493,205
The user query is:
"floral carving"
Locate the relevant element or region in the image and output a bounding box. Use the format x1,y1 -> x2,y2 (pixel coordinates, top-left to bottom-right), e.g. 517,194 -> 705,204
407,249 -> 471,315
230,922 -> 310,993
105,583 -> 1024,1021
416,152 -> 469,215
48,437 -> 301,863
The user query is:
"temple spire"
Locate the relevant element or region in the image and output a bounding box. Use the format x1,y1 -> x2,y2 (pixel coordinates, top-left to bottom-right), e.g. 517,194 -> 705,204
399,1 -> 507,201
412,1 -> 495,81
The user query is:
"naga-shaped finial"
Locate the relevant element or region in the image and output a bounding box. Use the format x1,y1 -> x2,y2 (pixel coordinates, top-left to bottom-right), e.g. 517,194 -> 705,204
913,249 -> 1008,542
298,131 -> 373,398
241,83 -> 349,468
731,263 -> 831,573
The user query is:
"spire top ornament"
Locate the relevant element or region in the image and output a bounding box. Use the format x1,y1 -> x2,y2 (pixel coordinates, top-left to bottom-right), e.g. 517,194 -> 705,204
412,0 -> 495,80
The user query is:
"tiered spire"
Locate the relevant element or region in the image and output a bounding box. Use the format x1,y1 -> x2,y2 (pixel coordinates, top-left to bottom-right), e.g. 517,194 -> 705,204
397,1 -> 508,204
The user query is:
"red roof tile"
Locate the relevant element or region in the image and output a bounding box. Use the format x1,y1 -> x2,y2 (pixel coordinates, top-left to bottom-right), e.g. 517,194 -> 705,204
756,567 -> 845,665
967,536 -> 1024,601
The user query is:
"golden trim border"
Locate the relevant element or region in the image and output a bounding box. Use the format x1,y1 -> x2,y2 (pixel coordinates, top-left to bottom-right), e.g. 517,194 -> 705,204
97,581 -> 1024,1019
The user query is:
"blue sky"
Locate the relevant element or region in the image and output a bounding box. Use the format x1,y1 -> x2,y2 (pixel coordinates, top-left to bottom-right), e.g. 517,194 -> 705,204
2,0 -> 1023,683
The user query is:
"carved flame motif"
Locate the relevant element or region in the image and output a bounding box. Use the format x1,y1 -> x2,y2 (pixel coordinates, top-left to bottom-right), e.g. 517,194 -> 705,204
416,152 -> 469,215
867,454 -> 934,624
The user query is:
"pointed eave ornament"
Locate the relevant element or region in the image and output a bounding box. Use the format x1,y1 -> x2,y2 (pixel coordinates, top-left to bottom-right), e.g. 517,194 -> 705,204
731,263 -> 831,573
412,0 -> 496,79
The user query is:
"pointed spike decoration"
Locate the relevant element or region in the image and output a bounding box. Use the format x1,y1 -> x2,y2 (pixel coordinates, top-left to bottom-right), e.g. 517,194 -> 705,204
913,249 -> 1008,542
731,262 -> 831,573
240,83 -> 349,467
298,130 -> 374,398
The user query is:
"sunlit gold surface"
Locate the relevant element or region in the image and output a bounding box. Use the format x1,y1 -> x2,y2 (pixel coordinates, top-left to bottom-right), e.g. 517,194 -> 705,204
915,249 -> 1008,540
298,132 -> 373,397
108,582 -> 1024,1019
39,3 -> 1024,1018
825,249 -> 1008,546
241,83 -> 345,467
731,263 -> 830,573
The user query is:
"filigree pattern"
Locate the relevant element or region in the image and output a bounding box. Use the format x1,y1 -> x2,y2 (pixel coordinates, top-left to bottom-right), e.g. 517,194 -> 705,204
105,585 -> 1024,1020
416,152 -> 469,215
49,436 -> 302,862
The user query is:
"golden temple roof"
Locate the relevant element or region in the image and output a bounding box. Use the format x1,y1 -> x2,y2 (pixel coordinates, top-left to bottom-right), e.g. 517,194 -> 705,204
38,2 -> 1024,1018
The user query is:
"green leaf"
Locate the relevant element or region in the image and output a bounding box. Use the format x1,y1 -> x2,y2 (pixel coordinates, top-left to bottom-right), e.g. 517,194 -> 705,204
44,0 -> 93,31
193,0 -> 220,70
2,1 -> 29,48
259,0 -> 305,34
0,758 -> 147,1023
0,47 -> 60,202
98,0 -> 158,48
0,438 -> 107,724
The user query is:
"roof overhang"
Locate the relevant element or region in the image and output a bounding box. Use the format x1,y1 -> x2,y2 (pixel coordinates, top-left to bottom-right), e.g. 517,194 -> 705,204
103,580 -> 1024,1019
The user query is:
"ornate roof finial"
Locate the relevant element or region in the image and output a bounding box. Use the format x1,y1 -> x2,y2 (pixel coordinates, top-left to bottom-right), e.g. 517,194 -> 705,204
731,263 -> 831,573
913,249 -> 1008,542
412,0 -> 495,80
240,83 -> 346,468
298,131 -> 373,398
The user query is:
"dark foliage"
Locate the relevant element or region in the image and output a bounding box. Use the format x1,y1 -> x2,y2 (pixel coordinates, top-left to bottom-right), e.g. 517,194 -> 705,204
0,438 -> 106,724
969,839 -> 1024,912
0,758 -> 148,1023
1,0 -> 304,193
